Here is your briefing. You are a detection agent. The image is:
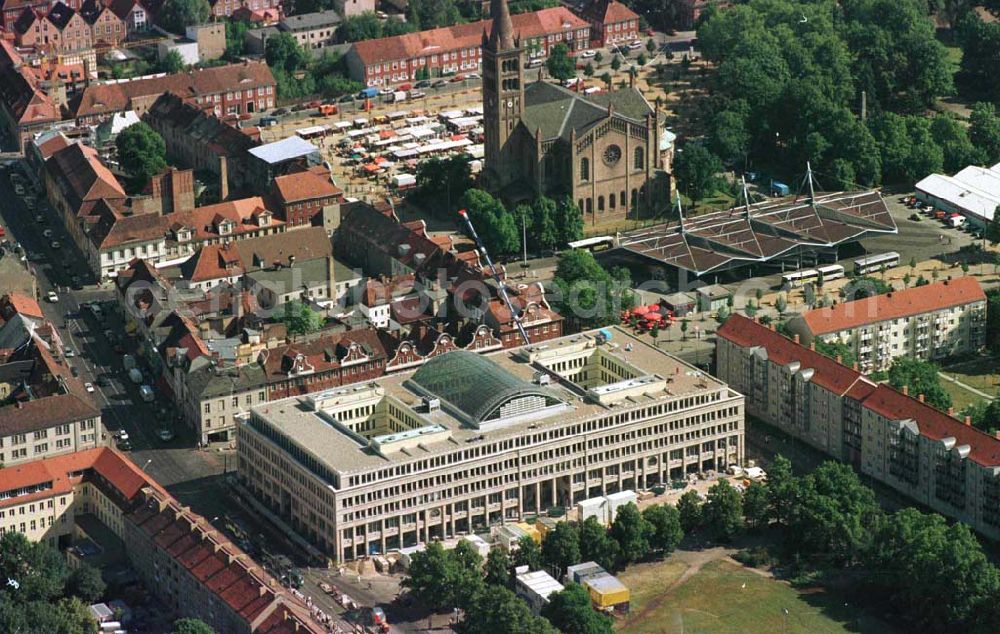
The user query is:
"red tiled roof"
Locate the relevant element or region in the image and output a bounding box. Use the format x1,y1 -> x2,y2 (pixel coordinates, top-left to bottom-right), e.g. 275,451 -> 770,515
72,61 -> 275,119
46,143 -> 126,210
272,168 -> 342,203
1,292 -> 43,319
863,384 -> 1000,467
717,314 -> 877,397
0,447 -> 161,508
350,7 -> 588,66
601,0 -> 638,23
799,277 -> 986,336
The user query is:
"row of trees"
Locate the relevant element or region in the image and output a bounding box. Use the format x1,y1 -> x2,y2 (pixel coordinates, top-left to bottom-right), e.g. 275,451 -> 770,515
740,456 -> 1000,632
404,500 -> 684,633
887,356 -> 952,410
693,0 -> 980,188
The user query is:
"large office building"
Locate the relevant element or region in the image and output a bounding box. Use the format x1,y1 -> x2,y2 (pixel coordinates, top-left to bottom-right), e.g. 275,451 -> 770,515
786,277 -> 986,372
717,314 -> 1000,541
237,328 -> 744,561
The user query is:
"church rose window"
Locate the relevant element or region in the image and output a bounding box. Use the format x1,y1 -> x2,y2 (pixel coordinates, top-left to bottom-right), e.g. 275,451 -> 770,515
603,144 -> 622,165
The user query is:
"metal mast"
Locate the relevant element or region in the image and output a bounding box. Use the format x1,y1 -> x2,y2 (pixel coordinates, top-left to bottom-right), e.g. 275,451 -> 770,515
458,209 -> 531,345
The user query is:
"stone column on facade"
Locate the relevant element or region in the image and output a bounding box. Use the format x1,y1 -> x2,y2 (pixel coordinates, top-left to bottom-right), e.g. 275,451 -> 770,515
535,127 -> 543,194
535,481 -> 541,515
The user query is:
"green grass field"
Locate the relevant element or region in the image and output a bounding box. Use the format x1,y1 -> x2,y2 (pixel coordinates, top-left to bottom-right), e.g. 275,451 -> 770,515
615,559 -> 895,634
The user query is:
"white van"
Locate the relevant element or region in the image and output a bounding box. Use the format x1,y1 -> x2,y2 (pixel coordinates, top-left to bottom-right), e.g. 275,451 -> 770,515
139,385 -> 154,402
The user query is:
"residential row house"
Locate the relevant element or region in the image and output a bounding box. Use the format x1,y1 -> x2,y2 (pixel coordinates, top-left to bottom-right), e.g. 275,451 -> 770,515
0,41 -> 60,152
70,60 -> 276,124
208,0 -> 281,19
787,277 -> 987,373
578,0 -> 640,47
717,314 -> 1000,541
344,7 -> 590,87
0,447 -> 325,632
0,327 -> 103,467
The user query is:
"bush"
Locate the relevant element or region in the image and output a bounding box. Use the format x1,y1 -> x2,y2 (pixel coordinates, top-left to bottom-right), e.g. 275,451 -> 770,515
733,546 -> 777,568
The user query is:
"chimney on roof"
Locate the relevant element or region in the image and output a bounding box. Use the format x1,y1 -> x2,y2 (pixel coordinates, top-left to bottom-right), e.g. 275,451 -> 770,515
995,430 -> 1000,440
918,393 -> 925,403
948,406 -> 955,417
793,334 -> 800,344
852,362 -> 859,371
902,385 -> 908,396
966,416 -> 972,426
769,323 -> 776,331
835,355 -> 842,364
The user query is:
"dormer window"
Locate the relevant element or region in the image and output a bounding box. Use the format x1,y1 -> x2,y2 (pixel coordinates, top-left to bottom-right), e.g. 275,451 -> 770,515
217,219 -> 235,235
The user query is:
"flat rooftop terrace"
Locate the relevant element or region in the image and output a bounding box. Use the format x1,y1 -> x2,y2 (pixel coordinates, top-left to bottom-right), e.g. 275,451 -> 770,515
247,327 -> 729,476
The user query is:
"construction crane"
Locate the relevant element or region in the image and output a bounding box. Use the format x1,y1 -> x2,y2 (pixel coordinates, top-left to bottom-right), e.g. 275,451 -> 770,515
458,208 -> 530,346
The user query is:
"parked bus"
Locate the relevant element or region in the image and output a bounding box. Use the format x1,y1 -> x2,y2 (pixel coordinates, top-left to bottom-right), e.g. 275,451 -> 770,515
854,251 -> 900,275
816,263 -> 845,282
780,268 -> 819,288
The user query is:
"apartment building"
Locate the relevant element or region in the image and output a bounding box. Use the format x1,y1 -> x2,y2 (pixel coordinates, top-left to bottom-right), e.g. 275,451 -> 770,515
786,277 -> 986,372
717,314 -> 1000,541
716,314 -> 877,464
277,10 -> 341,52
0,447 -> 324,632
0,337 -> 102,467
345,7 -> 590,87
237,328 -> 745,561
71,61 -> 276,123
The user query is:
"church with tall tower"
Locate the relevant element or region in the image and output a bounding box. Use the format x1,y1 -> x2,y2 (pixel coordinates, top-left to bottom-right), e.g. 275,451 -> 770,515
480,0 -> 671,224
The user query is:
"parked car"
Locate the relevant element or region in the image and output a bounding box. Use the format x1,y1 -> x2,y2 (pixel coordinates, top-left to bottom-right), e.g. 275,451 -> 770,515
414,80 -> 431,89
46,290 -> 58,302
466,72 -> 481,80
432,79 -> 449,88
338,94 -> 355,103
50,240 -> 61,249
139,384 -> 154,402
35,214 -> 45,223
42,229 -> 53,238
158,428 -> 175,442
84,382 -> 95,393
273,107 -> 290,115
409,90 -> 426,99
580,49 -> 596,58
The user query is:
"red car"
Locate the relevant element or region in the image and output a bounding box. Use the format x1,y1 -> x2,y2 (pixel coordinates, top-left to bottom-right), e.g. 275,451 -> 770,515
450,74 -> 465,82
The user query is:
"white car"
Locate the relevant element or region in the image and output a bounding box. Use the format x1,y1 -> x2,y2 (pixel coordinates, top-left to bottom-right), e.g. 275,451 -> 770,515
13,183 -> 24,196
42,229 -> 53,238
466,72 -> 481,80
50,240 -> 60,249
64,348 -> 75,358
115,430 -> 129,441
628,40 -> 643,50
46,290 -> 58,302
84,382 -> 95,393
580,50 -> 596,58
158,428 -> 175,442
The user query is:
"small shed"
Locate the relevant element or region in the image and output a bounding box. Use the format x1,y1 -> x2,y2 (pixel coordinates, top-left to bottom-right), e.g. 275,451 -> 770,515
461,534 -> 491,558
576,497 -> 608,526
604,490 -> 637,523
696,284 -> 732,313
662,291 -> 697,317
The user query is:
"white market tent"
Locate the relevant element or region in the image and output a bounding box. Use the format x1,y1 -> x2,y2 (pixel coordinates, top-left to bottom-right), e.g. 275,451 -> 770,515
915,162 -> 1000,224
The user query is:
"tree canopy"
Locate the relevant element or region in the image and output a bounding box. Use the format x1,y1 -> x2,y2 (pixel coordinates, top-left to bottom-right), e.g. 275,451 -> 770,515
115,122 -> 167,189
546,43 -> 576,81
157,0 -> 210,33
673,142 -> 722,203
609,503 -> 651,565
0,533 -> 99,633
172,618 -> 215,634
887,357 -> 952,411
461,189 -> 519,255
703,479 -> 744,541
642,504 -> 683,554
541,521 -> 580,578
549,250 -> 635,329
339,12 -> 417,42
696,0 -> 952,186
542,583 -> 613,634
279,300 -> 324,336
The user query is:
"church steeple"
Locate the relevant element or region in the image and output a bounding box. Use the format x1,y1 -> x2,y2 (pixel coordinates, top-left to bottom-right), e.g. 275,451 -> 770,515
487,0 -> 516,51
481,0 -> 524,192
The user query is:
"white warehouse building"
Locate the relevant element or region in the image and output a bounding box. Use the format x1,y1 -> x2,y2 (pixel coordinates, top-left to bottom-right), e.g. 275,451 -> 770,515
915,163 -> 1000,227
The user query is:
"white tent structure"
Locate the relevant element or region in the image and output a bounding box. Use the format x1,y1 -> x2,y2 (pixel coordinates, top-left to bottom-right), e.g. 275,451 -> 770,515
915,162 -> 1000,226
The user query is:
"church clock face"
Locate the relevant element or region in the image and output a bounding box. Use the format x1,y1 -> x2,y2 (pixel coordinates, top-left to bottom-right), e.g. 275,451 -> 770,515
603,144 -> 622,166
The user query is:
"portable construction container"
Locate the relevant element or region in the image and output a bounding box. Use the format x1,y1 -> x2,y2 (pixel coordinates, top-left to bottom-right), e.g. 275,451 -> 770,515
584,572 -> 630,611
604,490 -> 637,523
577,497 -> 608,526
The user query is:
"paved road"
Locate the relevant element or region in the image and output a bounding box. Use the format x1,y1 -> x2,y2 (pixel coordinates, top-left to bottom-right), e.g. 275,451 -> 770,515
0,161 -> 224,493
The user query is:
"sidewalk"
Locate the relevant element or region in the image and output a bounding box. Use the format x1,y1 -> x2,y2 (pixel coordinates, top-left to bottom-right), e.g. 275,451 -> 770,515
939,372 -> 996,401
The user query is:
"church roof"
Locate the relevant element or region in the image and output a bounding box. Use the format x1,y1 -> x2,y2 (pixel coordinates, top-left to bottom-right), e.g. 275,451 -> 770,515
520,81 -> 652,142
